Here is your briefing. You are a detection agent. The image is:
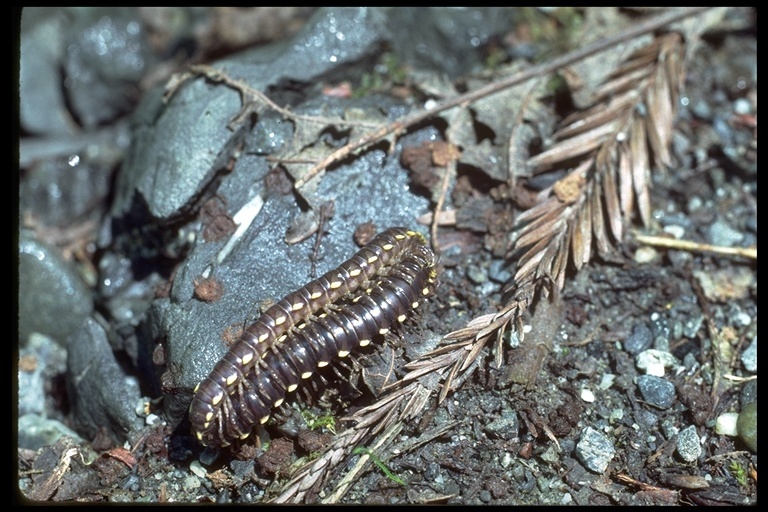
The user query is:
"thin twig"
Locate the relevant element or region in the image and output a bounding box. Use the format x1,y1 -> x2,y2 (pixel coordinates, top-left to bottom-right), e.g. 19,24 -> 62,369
633,233 -> 757,259
431,158 -> 455,254
294,7 -> 711,188
177,64 -> 381,129
321,422 -> 403,503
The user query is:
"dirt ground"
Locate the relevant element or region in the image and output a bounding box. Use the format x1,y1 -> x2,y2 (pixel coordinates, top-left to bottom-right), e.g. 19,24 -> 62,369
17,7 -> 756,505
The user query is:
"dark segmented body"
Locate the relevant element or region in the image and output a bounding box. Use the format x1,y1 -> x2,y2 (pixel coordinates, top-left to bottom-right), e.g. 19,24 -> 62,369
189,228 -> 437,447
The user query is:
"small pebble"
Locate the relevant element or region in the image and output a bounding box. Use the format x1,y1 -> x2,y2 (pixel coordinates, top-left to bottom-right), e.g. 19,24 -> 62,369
636,349 -> 679,377
740,336 -> 757,373
714,412 -> 739,436
189,460 -> 207,479
624,323 -> 653,355
708,219 -> 744,247
676,425 -> 702,462
576,427 -> 615,474
634,246 -> 658,264
737,402 -> 757,453
662,225 -> 686,239
637,375 -> 676,409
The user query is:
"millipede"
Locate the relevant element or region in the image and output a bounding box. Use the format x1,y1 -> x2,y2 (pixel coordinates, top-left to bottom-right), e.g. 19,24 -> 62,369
189,227 -> 438,447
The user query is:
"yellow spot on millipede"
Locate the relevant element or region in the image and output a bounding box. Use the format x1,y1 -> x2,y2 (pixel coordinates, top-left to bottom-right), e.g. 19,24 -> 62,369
422,287 -> 430,295
206,412 -> 214,422
359,339 -> 371,346
311,291 -> 322,299
412,301 -> 420,308
338,350 -> 350,357
287,384 -> 298,392
397,314 -> 406,322
367,255 -> 378,264
193,383 -> 200,393
226,374 -> 238,386
260,415 -> 270,424
292,302 -> 304,311
239,432 -> 250,439
274,398 -> 284,407
278,334 -> 287,343
350,268 -> 361,277
258,333 -> 269,343
275,315 -> 286,325
330,280 -> 342,289
382,243 -> 393,250
212,392 -> 223,406
241,352 -> 253,365
318,360 -> 329,367
301,371 -> 313,379
379,328 -> 389,335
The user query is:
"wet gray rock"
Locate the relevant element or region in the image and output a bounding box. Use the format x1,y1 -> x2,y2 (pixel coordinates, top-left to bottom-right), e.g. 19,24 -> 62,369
386,7 -> 519,78
20,158 -> 113,229
66,317 -> 143,442
18,232 -> 94,345
62,8 -> 156,129
20,7 -> 156,134
110,7 -> 389,222
18,414 -> 84,451
20,8 -> 78,135
18,333 -> 68,417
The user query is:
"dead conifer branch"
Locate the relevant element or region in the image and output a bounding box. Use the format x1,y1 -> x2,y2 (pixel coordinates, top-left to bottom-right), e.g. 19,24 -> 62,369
166,64 -> 381,130
507,32 -> 686,299
271,382 -> 432,503
321,422 -> 404,504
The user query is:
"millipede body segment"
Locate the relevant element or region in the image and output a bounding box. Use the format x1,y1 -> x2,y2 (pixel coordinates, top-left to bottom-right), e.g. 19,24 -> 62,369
188,227 -> 438,447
